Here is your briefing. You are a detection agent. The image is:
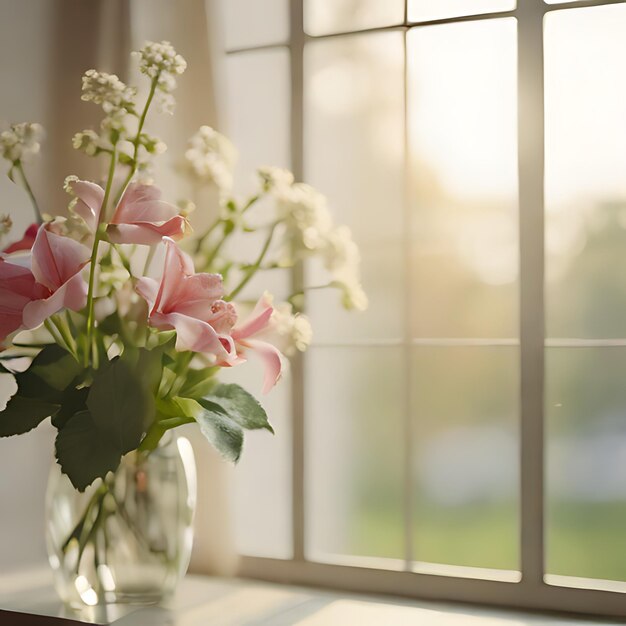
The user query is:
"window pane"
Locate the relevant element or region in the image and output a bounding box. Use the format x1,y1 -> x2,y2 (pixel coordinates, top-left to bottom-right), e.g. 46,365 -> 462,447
412,347 -> 519,570
546,348 -> 626,582
225,48 -> 292,557
305,0 -> 404,36
407,20 -> 518,338
225,49 -> 290,195
408,0 -> 515,22
221,0 -> 288,50
545,5 -> 626,339
224,363 -> 293,559
306,347 -> 404,561
304,33 -> 405,343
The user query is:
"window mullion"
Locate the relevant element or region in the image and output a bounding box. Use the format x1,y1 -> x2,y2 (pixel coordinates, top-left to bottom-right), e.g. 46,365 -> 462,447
290,0 -> 306,563
517,0 -> 546,590
401,27 -> 414,571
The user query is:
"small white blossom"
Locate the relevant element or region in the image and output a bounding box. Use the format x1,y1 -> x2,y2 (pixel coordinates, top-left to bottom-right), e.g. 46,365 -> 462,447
322,225 -> 360,273
141,133 -> 167,155
270,302 -> 313,355
81,70 -> 136,116
276,183 -> 333,252
335,277 -> 368,312
135,41 -> 187,114
258,166 -> 294,192
72,130 -> 100,156
0,122 -> 44,162
322,226 -> 367,311
184,125 -> 237,191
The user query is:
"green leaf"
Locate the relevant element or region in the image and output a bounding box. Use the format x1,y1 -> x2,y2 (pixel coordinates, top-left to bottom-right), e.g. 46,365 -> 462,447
87,357 -> 153,455
136,347 -> 164,397
179,366 -> 218,400
0,396 -> 59,437
52,386 -> 90,430
0,349 -> 73,437
203,384 -> 273,433
55,410 -> 121,492
194,400 -> 244,463
29,344 -> 81,391
166,397 -> 244,463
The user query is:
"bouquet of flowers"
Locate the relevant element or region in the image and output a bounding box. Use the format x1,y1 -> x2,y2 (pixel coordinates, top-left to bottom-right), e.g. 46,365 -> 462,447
0,41 -> 366,493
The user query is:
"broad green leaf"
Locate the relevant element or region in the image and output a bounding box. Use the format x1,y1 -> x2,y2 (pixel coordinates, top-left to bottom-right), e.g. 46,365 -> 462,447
55,410 -> 121,492
29,344 -> 81,391
136,347 -> 165,396
52,386 -> 89,430
167,397 -> 244,463
87,357 -> 153,454
203,384 -> 273,433
194,401 -> 244,463
179,366 -> 218,400
0,396 -> 59,437
0,350 -> 70,437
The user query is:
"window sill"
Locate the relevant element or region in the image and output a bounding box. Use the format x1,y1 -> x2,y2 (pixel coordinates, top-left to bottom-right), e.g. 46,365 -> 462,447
0,567 -> 621,625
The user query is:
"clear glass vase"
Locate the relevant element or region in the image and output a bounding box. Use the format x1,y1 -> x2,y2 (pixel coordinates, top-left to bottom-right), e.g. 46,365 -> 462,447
45,434 -> 197,608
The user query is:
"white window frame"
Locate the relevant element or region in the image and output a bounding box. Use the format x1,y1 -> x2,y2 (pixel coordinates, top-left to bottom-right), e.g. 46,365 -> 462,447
226,0 -> 626,617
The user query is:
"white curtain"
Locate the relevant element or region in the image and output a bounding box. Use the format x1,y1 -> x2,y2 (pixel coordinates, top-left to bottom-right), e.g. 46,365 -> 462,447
0,0 -> 237,576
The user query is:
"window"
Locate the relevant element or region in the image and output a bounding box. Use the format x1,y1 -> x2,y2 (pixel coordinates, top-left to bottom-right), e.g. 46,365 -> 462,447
220,0 -> 626,617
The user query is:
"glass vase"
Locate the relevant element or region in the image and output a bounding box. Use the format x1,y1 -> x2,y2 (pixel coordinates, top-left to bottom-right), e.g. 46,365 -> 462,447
45,434 -> 197,608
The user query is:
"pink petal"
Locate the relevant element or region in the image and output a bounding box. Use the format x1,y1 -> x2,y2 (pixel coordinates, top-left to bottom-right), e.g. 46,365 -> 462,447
153,311 -> 233,362
3,223 -> 39,254
112,183 -> 177,224
0,258 -> 42,340
69,180 -> 105,231
153,239 -> 220,315
240,338 -> 283,393
232,295 -> 274,341
106,215 -> 189,245
135,277 -> 160,310
31,227 -> 90,290
22,272 -> 87,329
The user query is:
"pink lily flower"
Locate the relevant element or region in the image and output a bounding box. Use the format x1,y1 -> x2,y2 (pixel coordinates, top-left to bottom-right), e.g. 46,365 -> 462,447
0,258 -> 45,342
67,179 -> 189,245
3,223 -> 38,254
231,295 -> 283,394
21,226 -> 91,329
108,183 -> 190,245
136,238 -> 238,362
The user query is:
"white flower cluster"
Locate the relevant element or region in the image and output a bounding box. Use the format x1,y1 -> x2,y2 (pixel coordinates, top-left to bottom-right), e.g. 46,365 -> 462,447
275,183 -> 333,252
270,302 -> 313,356
258,166 -> 294,193
135,41 -> 187,114
185,126 -> 237,192
0,122 -> 44,163
81,70 -> 136,116
323,226 -> 368,311
72,130 -> 100,156
270,173 -> 368,311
